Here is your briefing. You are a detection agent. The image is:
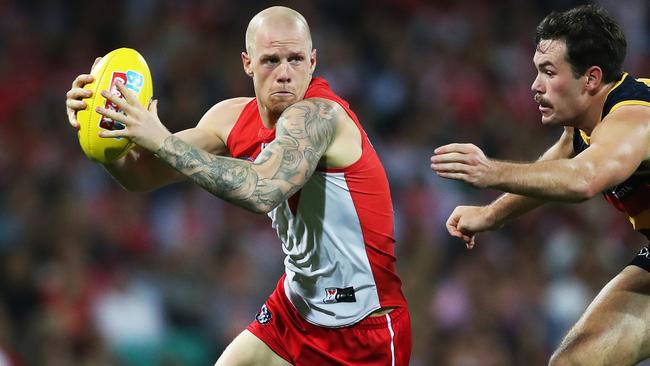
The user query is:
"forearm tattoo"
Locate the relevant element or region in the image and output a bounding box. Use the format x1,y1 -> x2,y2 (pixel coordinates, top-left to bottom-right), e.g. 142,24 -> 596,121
155,99 -> 338,213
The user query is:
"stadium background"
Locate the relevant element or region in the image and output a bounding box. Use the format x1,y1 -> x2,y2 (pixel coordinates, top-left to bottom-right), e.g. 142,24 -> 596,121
1,0 -> 649,365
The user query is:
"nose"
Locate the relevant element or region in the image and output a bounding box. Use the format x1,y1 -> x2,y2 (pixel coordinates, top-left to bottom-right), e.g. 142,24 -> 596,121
276,61 -> 291,84
531,73 -> 543,94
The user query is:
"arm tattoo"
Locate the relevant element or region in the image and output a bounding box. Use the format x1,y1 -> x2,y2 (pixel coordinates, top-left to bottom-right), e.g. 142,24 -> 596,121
155,99 -> 338,213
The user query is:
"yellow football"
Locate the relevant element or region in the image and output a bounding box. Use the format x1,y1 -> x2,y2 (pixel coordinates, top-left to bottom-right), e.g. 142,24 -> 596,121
77,48 -> 153,163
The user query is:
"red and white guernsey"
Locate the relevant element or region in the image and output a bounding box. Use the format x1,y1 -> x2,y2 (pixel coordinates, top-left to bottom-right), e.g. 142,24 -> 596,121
226,77 -> 407,327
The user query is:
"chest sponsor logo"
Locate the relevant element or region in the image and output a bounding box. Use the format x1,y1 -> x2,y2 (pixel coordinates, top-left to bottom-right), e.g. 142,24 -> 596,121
323,287 -> 357,304
638,246 -> 650,259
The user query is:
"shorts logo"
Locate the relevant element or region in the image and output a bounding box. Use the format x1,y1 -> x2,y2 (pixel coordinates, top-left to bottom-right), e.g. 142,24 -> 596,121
323,287 -> 356,304
638,247 -> 650,259
255,304 -> 272,325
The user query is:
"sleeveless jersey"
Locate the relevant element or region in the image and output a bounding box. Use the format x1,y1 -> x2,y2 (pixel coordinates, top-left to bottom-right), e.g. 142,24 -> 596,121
226,77 -> 407,327
573,72 -> 650,234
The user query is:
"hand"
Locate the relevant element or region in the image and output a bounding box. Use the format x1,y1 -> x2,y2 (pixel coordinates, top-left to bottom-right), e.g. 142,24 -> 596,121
65,57 -> 102,129
95,80 -> 171,152
446,205 -> 497,249
430,143 -> 497,188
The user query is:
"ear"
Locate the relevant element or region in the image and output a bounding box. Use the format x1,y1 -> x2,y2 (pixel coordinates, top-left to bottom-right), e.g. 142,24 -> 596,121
241,51 -> 253,77
309,48 -> 317,75
584,66 -> 603,92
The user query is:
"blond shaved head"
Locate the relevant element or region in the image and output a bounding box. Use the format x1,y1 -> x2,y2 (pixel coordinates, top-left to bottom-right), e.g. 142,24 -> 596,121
245,6 -> 312,56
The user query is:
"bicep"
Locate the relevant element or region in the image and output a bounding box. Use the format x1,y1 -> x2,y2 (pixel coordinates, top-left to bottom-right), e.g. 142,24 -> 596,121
174,127 -> 227,156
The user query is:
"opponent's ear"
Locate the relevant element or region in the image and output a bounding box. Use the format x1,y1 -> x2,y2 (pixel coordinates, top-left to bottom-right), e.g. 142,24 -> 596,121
584,66 -> 603,92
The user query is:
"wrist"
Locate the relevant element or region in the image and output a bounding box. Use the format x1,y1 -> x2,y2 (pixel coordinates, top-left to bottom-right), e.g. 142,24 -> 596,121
487,159 -> 505,188
483,203 -> 503,229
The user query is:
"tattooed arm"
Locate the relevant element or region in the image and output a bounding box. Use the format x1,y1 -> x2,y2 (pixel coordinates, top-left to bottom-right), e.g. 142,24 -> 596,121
154,98 -> 340,213
100,97 -> 248,192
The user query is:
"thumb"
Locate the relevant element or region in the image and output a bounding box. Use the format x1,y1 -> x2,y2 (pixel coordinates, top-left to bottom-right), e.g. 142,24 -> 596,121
148,98 -> 158,114
91,57 -> 102,71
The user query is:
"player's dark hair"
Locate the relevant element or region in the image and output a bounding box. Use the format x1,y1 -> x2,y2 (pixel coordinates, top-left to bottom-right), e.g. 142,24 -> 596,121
535,5 -> 626,83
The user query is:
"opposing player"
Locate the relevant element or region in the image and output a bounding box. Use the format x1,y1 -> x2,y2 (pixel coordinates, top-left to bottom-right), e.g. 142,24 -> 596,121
431,5 -> 650,366
65,6 -> 410,366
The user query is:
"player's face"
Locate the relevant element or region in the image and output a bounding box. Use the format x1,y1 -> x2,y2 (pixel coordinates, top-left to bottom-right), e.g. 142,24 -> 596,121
243,24 -> 316,119
531,39 -> 590,126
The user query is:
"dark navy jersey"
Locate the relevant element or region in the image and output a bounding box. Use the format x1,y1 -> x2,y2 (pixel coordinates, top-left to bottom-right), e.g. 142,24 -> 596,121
573,73 -> 650,231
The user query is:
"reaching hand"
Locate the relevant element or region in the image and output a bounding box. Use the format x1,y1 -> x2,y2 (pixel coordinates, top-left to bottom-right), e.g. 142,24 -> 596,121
445,205 -> 499,249
430,143 -> 497,188
65,57 -> 102,129
95,80 -> 171,152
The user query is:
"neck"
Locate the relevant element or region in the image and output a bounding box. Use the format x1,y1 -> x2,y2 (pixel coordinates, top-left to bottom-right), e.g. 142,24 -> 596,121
573,80 -> 617,135
257,102 -> 281,129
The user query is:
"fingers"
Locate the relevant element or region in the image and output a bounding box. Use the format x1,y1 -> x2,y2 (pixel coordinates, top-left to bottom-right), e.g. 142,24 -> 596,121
98,128 -> 128,139
430,152 -> 471,164
67,109 -> 80,129
446,208 -> 478,249
434,143 -> 476,155
430,162 -> 467,174
71,73 -> 94,89
114,80 -> 140,107
67,58 -> 100,129
434,171 -> 466,181
446,213 -> 470,240
100,85 -> 134,116
95,105 -> 128,126
91,57 -> 101,71
148,98 -> 158,114
465,235 -> 476,250
66,88 -> 93,128
66,87 -> 92,100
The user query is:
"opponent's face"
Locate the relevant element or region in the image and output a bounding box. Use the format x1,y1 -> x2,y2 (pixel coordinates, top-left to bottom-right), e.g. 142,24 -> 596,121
242,24 -> 316,119
531,39 -> 590,126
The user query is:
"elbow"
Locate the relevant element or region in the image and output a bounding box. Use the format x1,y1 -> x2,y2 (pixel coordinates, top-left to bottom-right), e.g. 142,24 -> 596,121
247,201 -> 281,215
248,205 -> 270,215
568,177 -> 600,202
233,198 -> 279,215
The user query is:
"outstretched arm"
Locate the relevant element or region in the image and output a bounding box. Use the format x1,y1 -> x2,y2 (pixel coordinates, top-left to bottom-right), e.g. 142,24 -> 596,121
482,127 -> 575,225
431,106 -> 650,202
439,128 -> 574,248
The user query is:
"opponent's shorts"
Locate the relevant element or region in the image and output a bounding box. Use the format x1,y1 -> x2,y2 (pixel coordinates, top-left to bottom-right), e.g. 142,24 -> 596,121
630,245 -> 650,272
246,275 -> 412,366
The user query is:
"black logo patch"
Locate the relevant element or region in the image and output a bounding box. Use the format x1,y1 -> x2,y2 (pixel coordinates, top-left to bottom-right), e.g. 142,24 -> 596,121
256,304 -> 272,325
323,287 -> 356,303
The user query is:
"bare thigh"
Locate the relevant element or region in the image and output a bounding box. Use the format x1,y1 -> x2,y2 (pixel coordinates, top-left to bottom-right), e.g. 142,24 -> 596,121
215,330 -> 292,366
551,266 -> 650,366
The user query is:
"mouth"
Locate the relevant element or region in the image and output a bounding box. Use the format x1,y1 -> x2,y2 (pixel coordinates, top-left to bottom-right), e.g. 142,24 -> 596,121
534,95 -> 552,113
271,91 -> 294,98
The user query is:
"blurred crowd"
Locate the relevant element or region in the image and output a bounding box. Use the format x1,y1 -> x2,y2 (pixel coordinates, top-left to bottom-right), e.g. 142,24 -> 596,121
1,0 -> 649,365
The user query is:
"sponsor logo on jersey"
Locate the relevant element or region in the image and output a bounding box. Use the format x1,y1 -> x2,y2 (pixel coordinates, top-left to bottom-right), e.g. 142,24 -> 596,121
323,287 -> 356,303
255,304 -> 272,325
638,246 -> 650,259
